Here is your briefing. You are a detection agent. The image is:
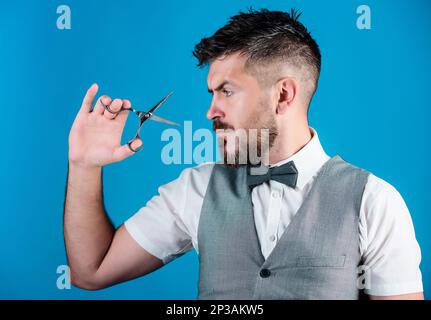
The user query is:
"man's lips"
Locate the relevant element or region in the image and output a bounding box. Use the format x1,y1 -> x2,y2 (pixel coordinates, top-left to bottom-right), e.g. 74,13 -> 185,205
214,128 -> 235,139
213,119 -> 234,131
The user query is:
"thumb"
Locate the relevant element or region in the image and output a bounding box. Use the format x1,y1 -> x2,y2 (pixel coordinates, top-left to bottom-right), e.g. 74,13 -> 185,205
112,139 -> 143,162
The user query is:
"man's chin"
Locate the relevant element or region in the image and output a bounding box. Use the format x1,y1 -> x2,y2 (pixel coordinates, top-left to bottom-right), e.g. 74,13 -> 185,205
219,148 -> 249,168
216,133 -> 271,167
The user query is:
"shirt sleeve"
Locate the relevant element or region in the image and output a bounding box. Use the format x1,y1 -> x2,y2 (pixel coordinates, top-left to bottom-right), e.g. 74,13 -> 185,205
360,174 -> 423,296
124,167 -> 194,265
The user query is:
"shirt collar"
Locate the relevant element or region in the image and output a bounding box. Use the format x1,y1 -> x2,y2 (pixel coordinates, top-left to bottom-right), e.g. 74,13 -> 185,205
269,127 -> 330,190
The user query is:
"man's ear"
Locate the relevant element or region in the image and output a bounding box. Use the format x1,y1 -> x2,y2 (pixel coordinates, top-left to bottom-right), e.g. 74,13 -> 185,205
276,77 -> 297,115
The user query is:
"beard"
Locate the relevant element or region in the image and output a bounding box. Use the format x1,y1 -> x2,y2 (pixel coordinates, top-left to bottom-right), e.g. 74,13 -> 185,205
213,98 -> 278,168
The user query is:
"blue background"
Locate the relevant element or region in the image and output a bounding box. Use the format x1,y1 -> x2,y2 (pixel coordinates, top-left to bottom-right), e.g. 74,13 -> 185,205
0,0 -> 429,299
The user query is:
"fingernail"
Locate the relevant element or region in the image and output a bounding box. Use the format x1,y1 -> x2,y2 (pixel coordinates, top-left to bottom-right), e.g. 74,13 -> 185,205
101,96 -> 110,104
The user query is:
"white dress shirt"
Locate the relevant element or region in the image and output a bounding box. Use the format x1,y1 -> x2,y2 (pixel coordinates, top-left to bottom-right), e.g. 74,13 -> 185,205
124,128 -> 423,296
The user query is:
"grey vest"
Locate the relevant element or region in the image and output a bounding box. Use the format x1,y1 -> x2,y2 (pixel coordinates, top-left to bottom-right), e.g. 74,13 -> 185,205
197,155 -> 370,300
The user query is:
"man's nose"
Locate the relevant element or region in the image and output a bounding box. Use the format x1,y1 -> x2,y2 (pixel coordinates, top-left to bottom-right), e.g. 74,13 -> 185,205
206,98 -> 224,120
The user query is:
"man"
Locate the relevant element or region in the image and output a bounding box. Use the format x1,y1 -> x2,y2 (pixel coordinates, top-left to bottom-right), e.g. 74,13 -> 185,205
64,9 -> 423,299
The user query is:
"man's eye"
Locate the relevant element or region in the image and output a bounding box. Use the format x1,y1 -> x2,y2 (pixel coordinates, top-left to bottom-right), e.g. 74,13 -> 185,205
222,89 -> 233,97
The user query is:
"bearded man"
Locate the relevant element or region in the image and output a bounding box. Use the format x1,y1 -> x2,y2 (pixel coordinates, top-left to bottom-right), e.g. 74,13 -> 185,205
64,9 -> 423,300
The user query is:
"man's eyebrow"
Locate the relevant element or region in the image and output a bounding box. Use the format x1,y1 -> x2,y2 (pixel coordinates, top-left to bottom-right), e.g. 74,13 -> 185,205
208,81 -> 232,94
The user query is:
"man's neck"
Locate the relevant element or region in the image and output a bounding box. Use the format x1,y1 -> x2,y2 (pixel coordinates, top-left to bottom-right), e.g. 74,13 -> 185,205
267,123 -> 312,165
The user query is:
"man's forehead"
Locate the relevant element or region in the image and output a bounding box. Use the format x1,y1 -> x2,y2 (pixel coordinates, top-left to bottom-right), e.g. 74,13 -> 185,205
207,53 -> 248,88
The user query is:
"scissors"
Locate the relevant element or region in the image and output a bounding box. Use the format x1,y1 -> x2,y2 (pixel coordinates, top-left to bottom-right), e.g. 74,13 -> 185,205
100,92 -> 179,153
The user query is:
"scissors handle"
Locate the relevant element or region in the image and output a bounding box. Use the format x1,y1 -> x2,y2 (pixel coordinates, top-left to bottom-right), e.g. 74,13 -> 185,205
98,92 -> 174,153
100,99 -> 139,115
127,135 -> 144,153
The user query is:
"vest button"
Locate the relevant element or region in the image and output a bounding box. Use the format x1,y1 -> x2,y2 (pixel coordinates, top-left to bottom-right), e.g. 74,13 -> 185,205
259,268 -> 271,278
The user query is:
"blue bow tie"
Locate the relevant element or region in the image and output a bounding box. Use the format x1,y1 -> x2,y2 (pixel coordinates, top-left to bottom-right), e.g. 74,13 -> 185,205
246,160 -> 298,189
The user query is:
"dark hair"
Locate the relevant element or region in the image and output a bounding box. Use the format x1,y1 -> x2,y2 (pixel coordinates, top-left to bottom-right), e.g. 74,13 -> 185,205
193,8 -> 321,92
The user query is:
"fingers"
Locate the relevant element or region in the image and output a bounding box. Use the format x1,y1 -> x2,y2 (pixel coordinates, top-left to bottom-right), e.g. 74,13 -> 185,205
102,98 -> 123,120
112,139 -> 143,162
80,83 -> 98,113
92,95 -> 112,115
129,137 -> 143,151
114,99 -> 131,124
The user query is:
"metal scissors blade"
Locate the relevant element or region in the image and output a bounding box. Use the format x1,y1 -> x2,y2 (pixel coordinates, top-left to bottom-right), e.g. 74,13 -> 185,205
147,91 -> 173,115
138,91 -> 175,126
149,114 -> 180,126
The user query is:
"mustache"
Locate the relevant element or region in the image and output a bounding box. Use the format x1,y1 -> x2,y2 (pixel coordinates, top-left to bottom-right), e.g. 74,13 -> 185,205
213,119 -> 234,131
